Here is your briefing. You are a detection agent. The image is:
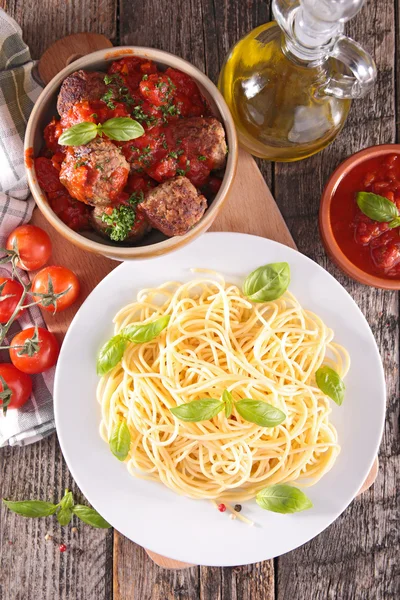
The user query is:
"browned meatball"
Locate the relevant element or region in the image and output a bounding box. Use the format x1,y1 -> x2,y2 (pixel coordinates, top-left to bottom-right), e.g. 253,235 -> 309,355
167,117 -> 227,170
138,176 -> 207,237
57,70 -> 108,116
59,138 -> 129,206
90,203 -> 151,243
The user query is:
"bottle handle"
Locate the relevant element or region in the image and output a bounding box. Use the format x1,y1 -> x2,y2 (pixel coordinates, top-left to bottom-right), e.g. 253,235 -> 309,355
322,35 -> 376,100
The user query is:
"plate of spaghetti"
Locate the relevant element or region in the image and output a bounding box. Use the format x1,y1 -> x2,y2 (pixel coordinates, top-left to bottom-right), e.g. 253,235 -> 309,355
54,232 -> 385,566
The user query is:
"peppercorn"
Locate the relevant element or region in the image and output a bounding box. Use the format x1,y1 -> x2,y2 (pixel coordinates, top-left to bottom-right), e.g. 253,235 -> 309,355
217,503 -> 226,512
234,504 -> 242,512
59,543 -> 67,553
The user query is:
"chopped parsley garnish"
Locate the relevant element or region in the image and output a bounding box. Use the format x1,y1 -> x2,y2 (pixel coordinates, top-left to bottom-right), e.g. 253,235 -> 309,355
176,138 -> 182,145
176,169 -> 186,176
132,105 -> 156,126
104,74 -> 114,85
101,88 -> 115,109
162,139 -> 168,149
74,161 -> 87,169
101,205 -> 136,242
95,165 -> 104,171
90,113 -> 98,119
168,150 -> 184,159
160,104 -> 180,118
142,74 -> 148,81
128,191 -> 144,206
198,155 -> 207,161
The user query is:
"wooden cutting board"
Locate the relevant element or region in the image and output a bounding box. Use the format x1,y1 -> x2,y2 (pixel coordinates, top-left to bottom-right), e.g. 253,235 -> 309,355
31,33 -> 378,570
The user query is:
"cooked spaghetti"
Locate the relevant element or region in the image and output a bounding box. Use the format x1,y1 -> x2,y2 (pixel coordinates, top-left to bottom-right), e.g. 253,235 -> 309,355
97,271 -> 349,502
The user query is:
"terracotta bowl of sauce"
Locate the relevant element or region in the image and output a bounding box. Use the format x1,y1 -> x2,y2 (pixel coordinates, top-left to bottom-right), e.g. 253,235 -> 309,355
25,47 -> 238,260
319,144 -> 400,290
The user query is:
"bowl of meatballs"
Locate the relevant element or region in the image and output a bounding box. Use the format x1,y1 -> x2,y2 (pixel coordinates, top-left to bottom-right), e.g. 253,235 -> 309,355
25,47 -> 238,260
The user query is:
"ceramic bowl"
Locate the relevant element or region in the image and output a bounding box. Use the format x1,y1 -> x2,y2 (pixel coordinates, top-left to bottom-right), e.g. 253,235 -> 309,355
319,144 -> 400,290
25,47 -> 238,260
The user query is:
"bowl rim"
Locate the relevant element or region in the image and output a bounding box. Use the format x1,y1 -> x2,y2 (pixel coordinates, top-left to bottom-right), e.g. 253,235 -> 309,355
319,143 -> 400,290
25,46 -> 238,259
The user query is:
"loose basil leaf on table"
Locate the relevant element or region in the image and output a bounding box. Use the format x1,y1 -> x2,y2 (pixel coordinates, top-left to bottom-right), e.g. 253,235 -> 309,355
356,191 -> 399,223
235,399 -> 286,427
121,315 -> 170,343
170,398 -> 224,422
72,505 -> 111,529
2,499 -> 58,518
100,117 -> 144,141
58,121 -> 99,146
256,484 -> 313,514
222,389 -> 234,418
97,335 -> 128,376
243,262 -> 290,302
109,419 -> 131,461
315,365 -> 345,406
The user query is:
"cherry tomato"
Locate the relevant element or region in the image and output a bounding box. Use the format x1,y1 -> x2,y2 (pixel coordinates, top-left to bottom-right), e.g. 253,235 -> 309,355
31,266 -> 80,313
0,363 -> 32,414
6,225 -> 52,271
0,277 -> 24,323
10,327 -> 59,374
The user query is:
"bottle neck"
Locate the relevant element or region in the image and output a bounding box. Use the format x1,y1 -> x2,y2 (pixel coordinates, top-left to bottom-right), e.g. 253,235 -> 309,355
280,31 -> 328,69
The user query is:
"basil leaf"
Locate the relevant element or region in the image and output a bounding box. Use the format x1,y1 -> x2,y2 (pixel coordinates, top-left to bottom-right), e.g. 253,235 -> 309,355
72,505 -> 111,528
59,490 -> 74,510
389,216 -> 400,229
57,507 -> 73,526
100,117 -> 144,142
243,262 -> 290,302
58,121 -> 99,146
170,399 -> 224,422
256,484 -> 313,514
356,191 -> 399,223
121,315 -> 170,344
222,390 -> 234,418
315,366 -> 345,406
97,335 -> 127,376
235,399 -> 286,427
109,419 -> 131,461
2,499 -> 58,518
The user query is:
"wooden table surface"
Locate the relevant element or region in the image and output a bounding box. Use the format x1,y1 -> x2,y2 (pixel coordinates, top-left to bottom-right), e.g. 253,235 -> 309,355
0,0 -> 398,599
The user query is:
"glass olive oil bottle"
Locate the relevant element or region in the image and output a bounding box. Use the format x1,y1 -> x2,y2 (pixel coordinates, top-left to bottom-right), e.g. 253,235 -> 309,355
218,0 -> 376,161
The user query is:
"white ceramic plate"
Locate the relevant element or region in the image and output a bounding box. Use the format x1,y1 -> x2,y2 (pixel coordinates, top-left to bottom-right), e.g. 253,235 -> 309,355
54,232 -> 386,566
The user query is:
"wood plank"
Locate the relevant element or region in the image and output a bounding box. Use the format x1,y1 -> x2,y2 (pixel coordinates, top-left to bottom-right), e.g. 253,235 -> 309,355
0,0 -> 117,59
273,0 -> 399,598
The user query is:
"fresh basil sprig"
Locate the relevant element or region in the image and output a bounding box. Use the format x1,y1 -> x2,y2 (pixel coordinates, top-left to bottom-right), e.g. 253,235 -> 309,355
58,117 -> 144,146
256,484 -> 313,514
109,419 -> 131,461
97,315 -> 170,376
356,191 -> 400,227
170,389 -> 286,427
243,262 -> 290,302
315,365 -> 345,406
2,489 -> 111,528
170,398 -> 224,422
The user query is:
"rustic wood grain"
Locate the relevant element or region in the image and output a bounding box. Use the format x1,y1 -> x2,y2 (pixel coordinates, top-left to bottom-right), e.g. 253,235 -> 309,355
274,0 -> 399,599
0,0 -> 117,59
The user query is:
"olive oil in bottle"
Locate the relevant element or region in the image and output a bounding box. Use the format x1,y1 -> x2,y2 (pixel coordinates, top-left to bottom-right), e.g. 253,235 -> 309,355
218,0 -> 376,162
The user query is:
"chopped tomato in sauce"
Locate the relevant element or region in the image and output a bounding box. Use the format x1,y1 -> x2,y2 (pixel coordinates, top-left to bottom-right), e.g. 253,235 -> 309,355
331,153 -> 400,278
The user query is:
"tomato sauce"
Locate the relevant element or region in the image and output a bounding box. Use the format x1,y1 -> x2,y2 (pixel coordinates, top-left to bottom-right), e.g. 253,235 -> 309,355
331,153 -> 400,279
37,57 -> 223,236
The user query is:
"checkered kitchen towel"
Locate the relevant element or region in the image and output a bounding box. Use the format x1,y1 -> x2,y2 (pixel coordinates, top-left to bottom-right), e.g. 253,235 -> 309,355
0,9 -> 55,446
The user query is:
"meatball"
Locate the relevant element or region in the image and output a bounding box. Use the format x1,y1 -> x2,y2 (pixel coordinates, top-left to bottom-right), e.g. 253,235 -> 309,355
59,138 -> 129,206
90,199 -> 151,243
138,176 -> 207,237
57,70 -> 108,116
167,117 -> 227,170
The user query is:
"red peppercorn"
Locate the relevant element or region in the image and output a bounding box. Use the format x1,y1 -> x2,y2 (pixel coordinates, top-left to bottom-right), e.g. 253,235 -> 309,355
59,543 -> 67,553
217,503 -> 226,512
